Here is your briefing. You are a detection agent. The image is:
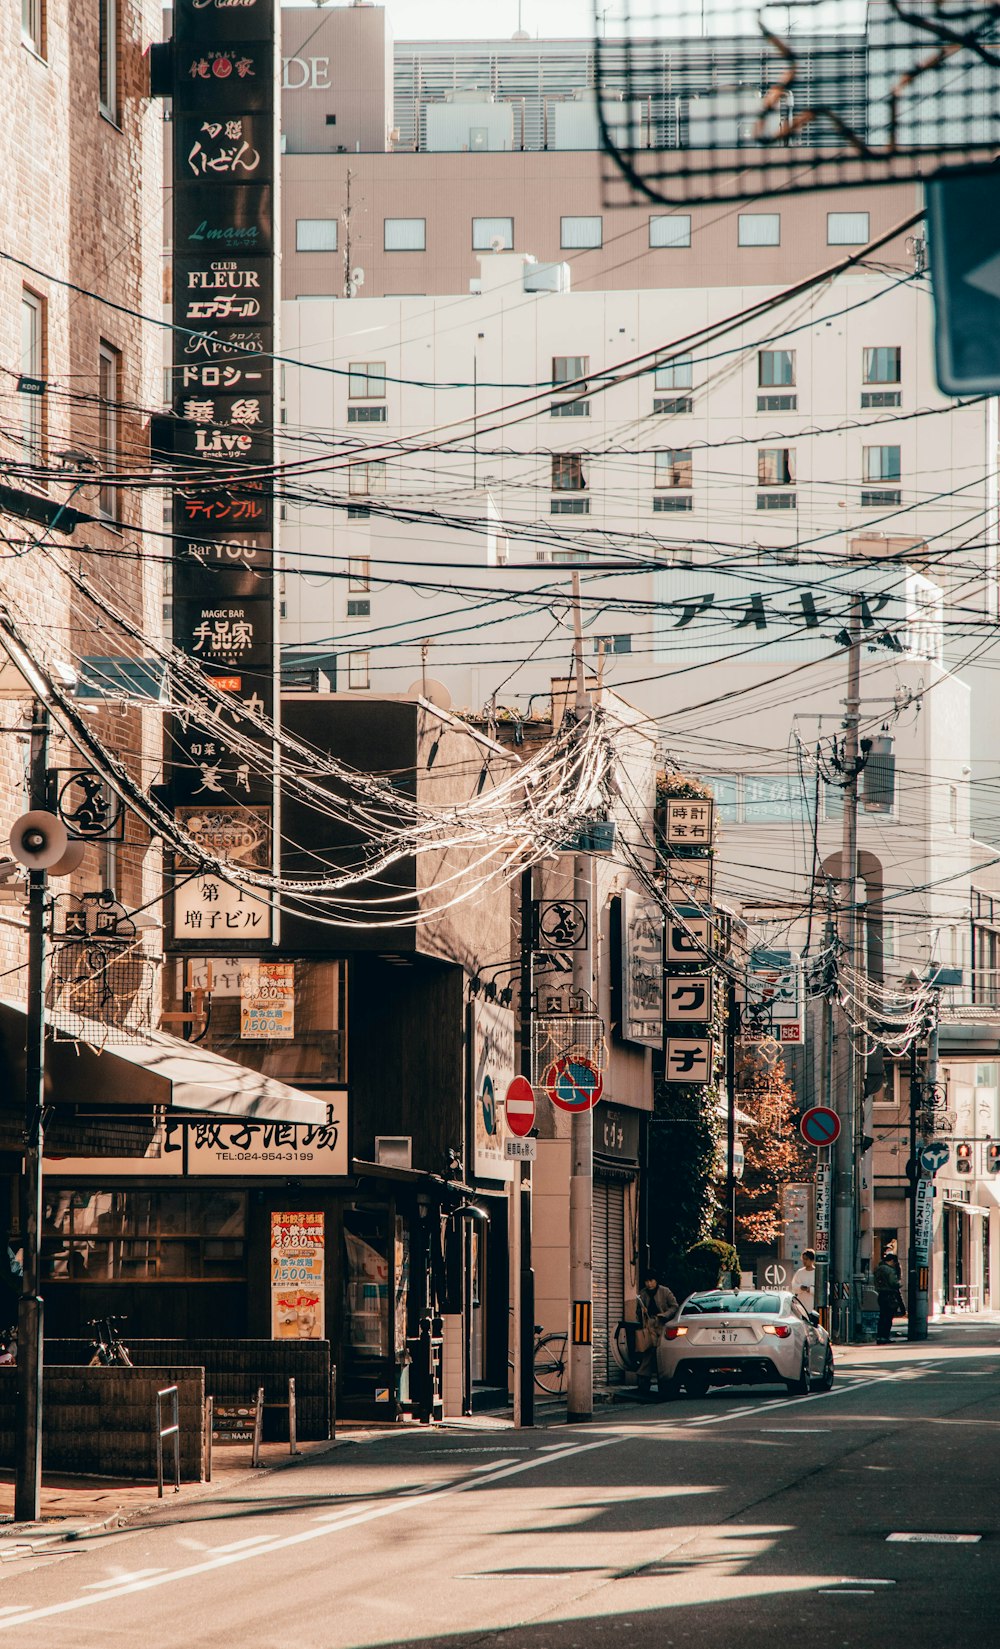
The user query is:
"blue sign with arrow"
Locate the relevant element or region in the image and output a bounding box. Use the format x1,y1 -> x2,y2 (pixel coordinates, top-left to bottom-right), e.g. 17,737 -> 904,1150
920,1140 -> 950,1176
928,174 -> 1000,394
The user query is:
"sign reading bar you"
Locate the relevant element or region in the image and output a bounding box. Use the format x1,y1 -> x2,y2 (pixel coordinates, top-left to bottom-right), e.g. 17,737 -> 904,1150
165,0 -> 278,946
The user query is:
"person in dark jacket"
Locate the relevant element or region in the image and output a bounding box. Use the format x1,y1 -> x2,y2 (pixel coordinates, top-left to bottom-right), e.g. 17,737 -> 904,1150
874,1248 -> 899,1343
636,1270 -> 679,1398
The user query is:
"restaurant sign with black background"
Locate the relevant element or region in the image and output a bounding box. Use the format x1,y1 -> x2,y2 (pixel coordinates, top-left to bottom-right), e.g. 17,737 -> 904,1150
165,0 -> 279,945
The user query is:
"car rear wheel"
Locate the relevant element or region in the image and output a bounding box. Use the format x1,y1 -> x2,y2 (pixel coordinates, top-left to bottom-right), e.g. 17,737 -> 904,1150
786,1348 -> 811,1397
684,1370 -> 710,1399
818,1348 -> 834,1391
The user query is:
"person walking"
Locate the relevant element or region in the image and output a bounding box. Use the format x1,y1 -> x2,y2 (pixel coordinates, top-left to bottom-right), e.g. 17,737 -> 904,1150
874,1246 -> 899,1343
791,1249 -> 817,1312
635,1269 -> 678,1399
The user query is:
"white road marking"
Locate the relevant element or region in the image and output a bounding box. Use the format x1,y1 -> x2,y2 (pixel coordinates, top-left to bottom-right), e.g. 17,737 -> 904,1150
0,1436 -> 620,1631
82,1569 -> 166,1590
887,1532 -> 982,1544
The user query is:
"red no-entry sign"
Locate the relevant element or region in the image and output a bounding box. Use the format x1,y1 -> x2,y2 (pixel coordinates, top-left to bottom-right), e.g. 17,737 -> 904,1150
504,1075 -> 536,1137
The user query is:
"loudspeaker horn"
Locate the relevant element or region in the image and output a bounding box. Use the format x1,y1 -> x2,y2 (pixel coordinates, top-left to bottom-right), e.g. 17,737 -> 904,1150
49,839 -> 86,878
9,810 -> 70,870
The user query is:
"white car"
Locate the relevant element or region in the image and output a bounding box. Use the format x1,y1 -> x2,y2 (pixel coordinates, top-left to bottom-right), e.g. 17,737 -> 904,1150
656,1288 -> 834,1399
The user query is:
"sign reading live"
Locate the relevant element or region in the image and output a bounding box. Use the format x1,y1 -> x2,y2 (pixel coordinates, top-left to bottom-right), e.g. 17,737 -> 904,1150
271,1211 -> 325,1341
165,0 -> 278,947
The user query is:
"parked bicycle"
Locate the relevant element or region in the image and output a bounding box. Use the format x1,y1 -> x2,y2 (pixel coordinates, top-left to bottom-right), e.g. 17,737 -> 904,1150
0,1326 -> 16,1366
86,1316 -> 132,1366
532,1324 -> 568,1396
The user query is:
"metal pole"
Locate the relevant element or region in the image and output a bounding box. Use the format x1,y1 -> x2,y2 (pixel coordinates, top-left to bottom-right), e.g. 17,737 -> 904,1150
567,573 -> 593,1423
516,866 -> 534,1428
14,700 -> 48,1524
724,979 -> 738,1247
832,598 -> 861,1344
462,1218 -> 474,1417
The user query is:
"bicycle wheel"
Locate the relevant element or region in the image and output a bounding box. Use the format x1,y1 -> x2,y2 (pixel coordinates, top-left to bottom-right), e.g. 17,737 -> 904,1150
534,1333 -> 568,1396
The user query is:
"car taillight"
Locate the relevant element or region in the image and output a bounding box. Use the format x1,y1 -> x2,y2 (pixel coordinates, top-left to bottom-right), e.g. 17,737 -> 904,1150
763,1324 -> 792,1338
663,1325 -> 688,1340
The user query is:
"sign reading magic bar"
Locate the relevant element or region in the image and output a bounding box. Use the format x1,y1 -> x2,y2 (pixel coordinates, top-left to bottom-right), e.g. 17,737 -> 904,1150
165,0 -> 278,946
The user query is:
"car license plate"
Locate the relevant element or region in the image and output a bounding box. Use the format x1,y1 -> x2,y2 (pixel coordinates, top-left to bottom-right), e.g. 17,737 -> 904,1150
711,1329 -> 741,1343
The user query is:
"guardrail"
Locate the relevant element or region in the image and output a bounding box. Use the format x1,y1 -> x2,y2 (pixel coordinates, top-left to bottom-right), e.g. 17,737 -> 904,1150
155,1385 -> 180,1498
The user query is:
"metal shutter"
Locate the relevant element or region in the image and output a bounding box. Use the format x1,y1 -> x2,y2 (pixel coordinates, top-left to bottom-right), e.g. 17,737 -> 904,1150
593,1178 -> 626,1385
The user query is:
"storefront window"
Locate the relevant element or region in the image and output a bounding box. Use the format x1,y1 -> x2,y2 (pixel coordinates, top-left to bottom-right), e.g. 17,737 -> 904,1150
42,1190 -> 246,1282
165,958 -> 346,1084
342,1211 -> 408,1361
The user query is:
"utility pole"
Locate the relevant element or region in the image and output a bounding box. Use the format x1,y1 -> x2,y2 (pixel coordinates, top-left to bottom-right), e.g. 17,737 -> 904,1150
907,996 -> 937,1341
14,702 -> 49,1523
567,572 -> 593,1423
515,865 -> 535,1428
724,978 -> 738,1245
832,596 -> 862,1343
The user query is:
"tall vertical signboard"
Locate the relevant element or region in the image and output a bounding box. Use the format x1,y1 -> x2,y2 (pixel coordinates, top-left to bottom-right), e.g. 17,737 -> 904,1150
167,0 -> 279,946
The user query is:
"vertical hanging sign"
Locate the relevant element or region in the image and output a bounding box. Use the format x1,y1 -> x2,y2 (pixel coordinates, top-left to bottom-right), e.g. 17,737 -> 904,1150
166,0 -> 279,947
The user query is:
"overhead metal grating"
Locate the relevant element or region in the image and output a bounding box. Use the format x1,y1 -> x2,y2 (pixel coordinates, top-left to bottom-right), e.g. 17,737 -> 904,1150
596,0 -> 1000,205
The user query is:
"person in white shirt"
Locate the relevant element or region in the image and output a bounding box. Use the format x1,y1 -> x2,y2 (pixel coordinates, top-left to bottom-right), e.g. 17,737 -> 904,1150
791,1248 -> 816,1311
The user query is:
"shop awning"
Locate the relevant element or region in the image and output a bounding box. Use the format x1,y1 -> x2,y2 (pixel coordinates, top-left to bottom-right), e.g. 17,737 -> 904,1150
0,999 -> 328,1126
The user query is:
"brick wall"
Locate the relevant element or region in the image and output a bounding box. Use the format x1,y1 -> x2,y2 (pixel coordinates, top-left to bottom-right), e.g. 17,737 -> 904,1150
0,1365 -> 205,1480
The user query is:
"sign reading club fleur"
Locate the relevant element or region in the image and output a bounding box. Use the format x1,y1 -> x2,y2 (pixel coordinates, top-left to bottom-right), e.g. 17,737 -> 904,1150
165,0 -> 279,946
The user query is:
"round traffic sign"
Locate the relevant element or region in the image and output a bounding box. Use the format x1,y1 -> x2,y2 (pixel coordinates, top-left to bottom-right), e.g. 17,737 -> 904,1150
504,1075 -> 536,1138
545,1055 -> 603,1113
920,1140 -> 950,1175
800,1105 -> 841,1147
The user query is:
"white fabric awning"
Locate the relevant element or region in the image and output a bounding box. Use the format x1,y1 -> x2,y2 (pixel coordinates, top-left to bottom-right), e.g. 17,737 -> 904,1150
0,999 -> 328,1126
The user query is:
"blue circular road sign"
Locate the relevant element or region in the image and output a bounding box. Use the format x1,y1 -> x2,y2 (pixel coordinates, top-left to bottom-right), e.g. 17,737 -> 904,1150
920,1140 -> 950,1175
800,1106 -> 842,1147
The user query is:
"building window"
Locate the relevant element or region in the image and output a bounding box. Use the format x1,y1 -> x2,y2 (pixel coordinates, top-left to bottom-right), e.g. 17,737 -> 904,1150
759,349 -> 795,387
828,211 -> 870,245
654,354 -> 692,391
42,1190 -> 247,1284
864,347 -> 901,384
738,213 -> 780,247
349,555 -> 370,591
593,635 -> 632,654
348,460 -> 386,495
20,290 -> 45,466
552,355 -> 589,391
384,218 -> 426,252
863,445 -> 901,483
296,219 -> 338,252
550,399 -> 590,417
22,0 -> 44,56
97,342 -> 120,520
98,0 -> 117,121
348,362 -> 386,399
560,215 -> 602,249
551,454 -> 586,491
347,405 -> 387,423
472,216 -> 514,251
551,498 -> 590,515
758,447 -> 795,486
346,598 -> 370,618
649,214 -> 691,248
655,449 -> 693,489
348,651 -> 370,689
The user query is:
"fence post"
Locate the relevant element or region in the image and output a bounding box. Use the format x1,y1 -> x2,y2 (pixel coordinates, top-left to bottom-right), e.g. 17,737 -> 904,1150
156,1385 -> 180,1498
330,1363 -> 337,1439
288,1377 -> 297,1456
251,1385 -> 264,1468
205,1395 -> 213,1483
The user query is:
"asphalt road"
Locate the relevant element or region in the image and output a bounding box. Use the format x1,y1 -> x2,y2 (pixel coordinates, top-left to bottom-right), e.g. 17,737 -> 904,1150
2,1325 -> 999,1648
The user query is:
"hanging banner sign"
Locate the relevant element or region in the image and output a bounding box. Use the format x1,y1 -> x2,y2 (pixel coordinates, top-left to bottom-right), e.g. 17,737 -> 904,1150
271,1210 -> 325,1340
814,1160 -> 832,1257
914,1176 -> 934,1265
240,959 -> 295,1039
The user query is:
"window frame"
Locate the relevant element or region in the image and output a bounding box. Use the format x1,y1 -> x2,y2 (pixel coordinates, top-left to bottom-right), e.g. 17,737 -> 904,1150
827,210 -> 870,246
863,346 -> 902,385
649,214 -> 692,249
551,453 -> 586,492
348,555 -> 371,592
21,0 -> 44,57
20,289 -> 45,467
862,444 -> 901,483
347,651 -> 370,690
757,446 -> 795,486
97,341 -> 120,521
560,215 -> 603,250
348,362 -> 387,400
738,213 -> 780,247
758,349 -> 795,388
472,216 -> 514,252
98,0 -> 118,123
295,218 -> 338,253
383,218 -> 426,252
348,459 -> 386,496
654,353 -> 693,391
552,355 -> 589,391
655,448 -> 693,489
